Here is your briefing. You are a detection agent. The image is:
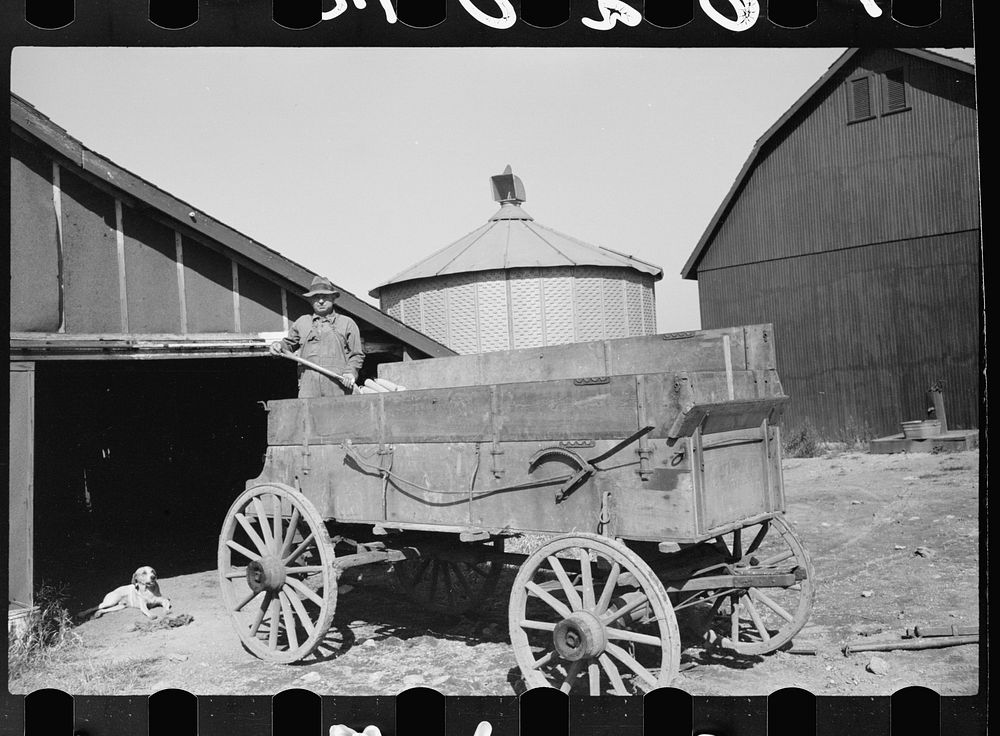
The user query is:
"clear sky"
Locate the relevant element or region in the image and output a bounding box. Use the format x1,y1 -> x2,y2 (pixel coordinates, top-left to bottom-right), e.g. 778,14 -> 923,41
10,46 -> 974,333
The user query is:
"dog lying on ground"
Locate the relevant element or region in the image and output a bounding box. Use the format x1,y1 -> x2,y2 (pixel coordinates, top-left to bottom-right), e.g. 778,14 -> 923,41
76,566 -> 172,620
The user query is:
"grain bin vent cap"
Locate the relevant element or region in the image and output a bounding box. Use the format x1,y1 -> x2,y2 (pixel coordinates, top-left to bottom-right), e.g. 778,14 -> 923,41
369,166 -> 663,298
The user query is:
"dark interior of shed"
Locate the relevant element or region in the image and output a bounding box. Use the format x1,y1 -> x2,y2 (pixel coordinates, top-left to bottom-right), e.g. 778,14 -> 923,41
32,358 -> 297,613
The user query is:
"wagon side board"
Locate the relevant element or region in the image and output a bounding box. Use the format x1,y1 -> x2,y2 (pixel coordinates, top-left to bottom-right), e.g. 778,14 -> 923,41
377,324 -> 777,390
250,368 -> 788,543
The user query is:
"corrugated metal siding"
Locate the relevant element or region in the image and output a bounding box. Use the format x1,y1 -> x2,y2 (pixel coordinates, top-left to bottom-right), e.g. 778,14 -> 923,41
477,271 -> 511,352
701,49 -> 979,272
699,230 -> 981,436
379,267 -> 659,354
10,135 -> 60,332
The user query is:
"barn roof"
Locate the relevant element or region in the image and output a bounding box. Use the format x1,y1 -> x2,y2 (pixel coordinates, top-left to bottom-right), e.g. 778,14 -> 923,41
9,92 -> 455,358
369,167 -> 663,298
681,48 -> 976,281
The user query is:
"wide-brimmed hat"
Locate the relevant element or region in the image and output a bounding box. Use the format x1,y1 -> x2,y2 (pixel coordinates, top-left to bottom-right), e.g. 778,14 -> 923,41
303,276 -> 340,298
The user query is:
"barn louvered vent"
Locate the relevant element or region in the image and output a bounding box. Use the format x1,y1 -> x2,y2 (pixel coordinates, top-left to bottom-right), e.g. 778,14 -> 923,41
849,76 -> 873,121
884,67 -> 908,112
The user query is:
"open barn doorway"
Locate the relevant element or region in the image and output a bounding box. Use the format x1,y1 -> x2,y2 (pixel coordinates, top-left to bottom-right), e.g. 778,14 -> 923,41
31,358 -> 296,613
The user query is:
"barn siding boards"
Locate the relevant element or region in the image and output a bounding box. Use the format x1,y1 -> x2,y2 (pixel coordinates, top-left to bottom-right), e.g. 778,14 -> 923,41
181,235 -> 236,333
10,134 -> 61,332
59,168 -> 122,333
121,205 -> 182,333
9,364 -> 36,608
699,231 -> 980,436
11,94 -> 453,359
237,264 -> 285,333
698,50 -> 978,273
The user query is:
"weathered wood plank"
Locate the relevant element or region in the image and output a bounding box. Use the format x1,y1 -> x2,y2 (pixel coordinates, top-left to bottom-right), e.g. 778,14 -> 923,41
377,325 -> 775,388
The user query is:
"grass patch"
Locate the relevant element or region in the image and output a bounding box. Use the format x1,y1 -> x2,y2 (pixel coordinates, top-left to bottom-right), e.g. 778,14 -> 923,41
7,582 -> 81,682
782,421 -> 822,458
8,582 -> 164,694
10,650 -> 164,695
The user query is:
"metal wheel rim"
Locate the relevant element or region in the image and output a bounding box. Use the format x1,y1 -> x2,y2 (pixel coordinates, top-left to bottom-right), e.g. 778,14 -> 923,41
218,483 -> 337,664
697,515 -> 815,655
509,533 -> 681,696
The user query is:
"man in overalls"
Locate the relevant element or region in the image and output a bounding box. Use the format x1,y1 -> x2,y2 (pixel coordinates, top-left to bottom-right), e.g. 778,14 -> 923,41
269,276 -> 365,397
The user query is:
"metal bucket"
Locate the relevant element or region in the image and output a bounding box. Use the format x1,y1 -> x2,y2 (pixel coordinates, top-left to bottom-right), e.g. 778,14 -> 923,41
901,420 -> 942,439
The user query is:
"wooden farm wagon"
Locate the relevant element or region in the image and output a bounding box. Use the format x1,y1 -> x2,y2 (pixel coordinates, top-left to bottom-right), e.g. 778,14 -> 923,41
217,324 -> 814,695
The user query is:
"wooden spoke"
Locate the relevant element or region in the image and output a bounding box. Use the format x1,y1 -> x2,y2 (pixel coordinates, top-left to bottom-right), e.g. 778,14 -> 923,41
732,528 -> 743,562
560,659 -> 584,693
284,532 -> 316,566
526,581 -> 574,619
547,556 -> 583,611
284,583 -> 316,636
579,549 -> 596,610
588,661 -> 601,696
279,507 -> 301,558
605,627 -> 663,648
520,619 -> 558,632
530,650 -> 557,670
596,562 -> 621,615
750,587 -> 795,623
219,484 -> 337,664
250,593 -> 271,637
452,564 -> 474,599
744,596 -> 771,642
686,517 -> 814,655
234,587 -> 262,613
271,494 -> 283,553
393,553 -> 500,615
235,513 -> 270,557
444,565 -> 456,609
599,653 -> 629,696
746,521 -> 770,556
279,592 -> 299,650
251,497 -> 274,551
226,539 -> 261,562
428,560 -> 442,602
759,549 -> 795,567
285,576 -> 325,607
509,533 -> 679,696
601,593 -> 649,627
268,597 -> 281,650
605,642 -> 659,689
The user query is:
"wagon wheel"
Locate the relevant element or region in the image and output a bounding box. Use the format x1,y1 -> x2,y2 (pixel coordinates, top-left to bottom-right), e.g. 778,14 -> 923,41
681,515 -> 815,655
218,483 -> 337,664
392,552 -> 502,615
509,533 -> 680,695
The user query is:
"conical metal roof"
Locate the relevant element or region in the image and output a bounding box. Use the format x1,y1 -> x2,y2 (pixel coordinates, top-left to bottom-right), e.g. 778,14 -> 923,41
369,167 -> 663,298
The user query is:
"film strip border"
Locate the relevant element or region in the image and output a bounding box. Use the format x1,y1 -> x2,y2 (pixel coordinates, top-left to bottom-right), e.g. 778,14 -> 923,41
0,687 -> 987,735
10,0 -> 974,46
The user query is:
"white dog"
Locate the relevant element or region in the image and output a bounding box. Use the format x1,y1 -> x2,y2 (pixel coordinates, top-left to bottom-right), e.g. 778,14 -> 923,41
78,566 -> 172,620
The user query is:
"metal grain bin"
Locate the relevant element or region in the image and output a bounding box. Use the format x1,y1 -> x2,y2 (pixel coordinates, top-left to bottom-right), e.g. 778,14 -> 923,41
370,166 -> 663,354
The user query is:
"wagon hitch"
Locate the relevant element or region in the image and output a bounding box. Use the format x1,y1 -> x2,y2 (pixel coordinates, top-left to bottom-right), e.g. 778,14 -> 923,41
531,425 -> 655,504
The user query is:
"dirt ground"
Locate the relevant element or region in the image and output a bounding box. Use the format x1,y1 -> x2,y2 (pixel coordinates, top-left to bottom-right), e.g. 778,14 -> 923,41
9,448 -> 980,697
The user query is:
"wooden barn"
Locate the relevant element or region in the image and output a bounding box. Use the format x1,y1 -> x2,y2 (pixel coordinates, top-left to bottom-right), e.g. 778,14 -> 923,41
7,93 -> 454,614
681,48 -> 979,439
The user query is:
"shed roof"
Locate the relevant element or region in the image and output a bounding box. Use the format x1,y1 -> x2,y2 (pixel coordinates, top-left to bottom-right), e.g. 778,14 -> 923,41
9,92 -> 454,358
681,48 -> 976,281
369,167 -> 663,298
